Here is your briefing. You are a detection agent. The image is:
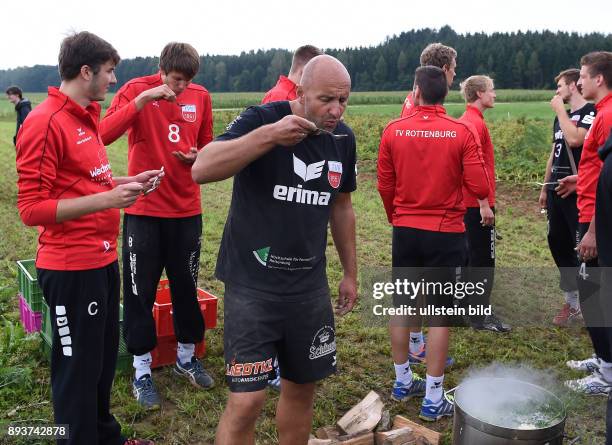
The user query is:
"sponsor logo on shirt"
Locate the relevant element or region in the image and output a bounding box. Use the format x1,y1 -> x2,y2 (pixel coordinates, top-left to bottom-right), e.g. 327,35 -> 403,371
90,163 -> 112,179
272,154 -> 333,206
226,357 -> 274,383
581,112 -> 595,126
394,129 -> 457,138
181,104 -> 197,122
293,154 -> 324,182
253,247 -> 270,266
251,246 -> 315,270
309,325 -> 336,360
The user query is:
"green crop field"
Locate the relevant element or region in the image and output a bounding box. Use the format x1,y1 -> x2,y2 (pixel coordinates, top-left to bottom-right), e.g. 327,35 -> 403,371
0,98 -> 606,444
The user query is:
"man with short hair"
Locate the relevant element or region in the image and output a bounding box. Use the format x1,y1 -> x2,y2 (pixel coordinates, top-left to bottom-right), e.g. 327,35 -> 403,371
378,66 -> 489,421
16,31 -> 158,445
192,55 -> 357,445
6,85 -> 32,146
397,43 -> 458,368
564,51 -> 612,395
400,43 -> 457,118
538,69 -> 595,326
459,75 -> 511,332
262,45 -> 323,104
100,42 -> 214,409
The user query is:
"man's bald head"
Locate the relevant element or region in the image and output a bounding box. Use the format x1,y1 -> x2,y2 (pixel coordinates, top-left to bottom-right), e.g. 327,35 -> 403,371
300,55 -> 351,90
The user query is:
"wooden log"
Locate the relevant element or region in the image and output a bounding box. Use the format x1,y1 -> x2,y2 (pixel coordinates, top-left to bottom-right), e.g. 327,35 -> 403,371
375,427 -> 416,445
308,439 -> 338,445
337,431 -> 375,444
337,391 -> 384,434
392,416 -> 439,445
316,426 -> 342,440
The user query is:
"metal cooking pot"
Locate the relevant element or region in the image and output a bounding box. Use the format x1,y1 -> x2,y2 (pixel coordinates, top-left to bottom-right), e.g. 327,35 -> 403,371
453,377 -> 568,444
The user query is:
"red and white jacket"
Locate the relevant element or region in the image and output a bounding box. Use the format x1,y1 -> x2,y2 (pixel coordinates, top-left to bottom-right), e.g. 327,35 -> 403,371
460,105 -> 496,208
400,93 -> 415,118
378,105 -> 489,233
100,73 -> 213,218
261,75 -> 298,103
16,87 -> 120,270
578,92 -> 612,223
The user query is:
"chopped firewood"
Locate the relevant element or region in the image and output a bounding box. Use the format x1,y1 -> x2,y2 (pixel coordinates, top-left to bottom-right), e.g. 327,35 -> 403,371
337,391 -> 384,434
392,416 -> 439,445
375,427 -> 416,445
375,410 -> 392,432
415,438 -> 432,445
308,439 -> 338,445
337,431 -> 374,444
316,426 -> 342,440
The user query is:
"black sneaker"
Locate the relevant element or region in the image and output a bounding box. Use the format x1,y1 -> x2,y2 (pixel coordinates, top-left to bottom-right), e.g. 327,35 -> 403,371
473,314 -> 511,333
174,357 -> 215,389
132,374 -> 161,410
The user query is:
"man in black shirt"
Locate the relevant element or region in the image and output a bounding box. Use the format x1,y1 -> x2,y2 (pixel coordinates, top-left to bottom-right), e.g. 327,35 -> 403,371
6,85 -> 32,146
539,69 -> 596,326
192,55 -> 357,445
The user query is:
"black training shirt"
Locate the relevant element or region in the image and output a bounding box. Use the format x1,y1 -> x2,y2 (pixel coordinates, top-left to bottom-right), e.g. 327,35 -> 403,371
214,101 -> 357,297
549,103 -> 596,190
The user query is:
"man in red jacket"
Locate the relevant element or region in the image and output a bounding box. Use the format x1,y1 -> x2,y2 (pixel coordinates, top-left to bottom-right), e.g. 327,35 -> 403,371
262,45 -> 323,104
378,66 -> 489,421
459,75 -> 510,333
16,31 -> 158,445
565,51 -> 612,396
100,42 -> 214,409
400,43 -> 457,118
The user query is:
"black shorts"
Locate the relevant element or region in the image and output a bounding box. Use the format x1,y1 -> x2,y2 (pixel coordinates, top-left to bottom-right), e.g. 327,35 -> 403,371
392,226 -> 467,326
223,283 -> 336,392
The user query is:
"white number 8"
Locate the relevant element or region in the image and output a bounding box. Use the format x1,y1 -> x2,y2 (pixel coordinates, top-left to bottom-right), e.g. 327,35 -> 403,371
168,124 -> 181,143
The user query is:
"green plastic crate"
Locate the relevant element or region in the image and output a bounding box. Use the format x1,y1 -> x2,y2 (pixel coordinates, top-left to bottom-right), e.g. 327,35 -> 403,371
40,302 -> 132,373
16,259 -> 44,312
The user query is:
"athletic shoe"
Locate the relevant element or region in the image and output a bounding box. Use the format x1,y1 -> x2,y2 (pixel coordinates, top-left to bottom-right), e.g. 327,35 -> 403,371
132,374 -> 161,410
567,354 -> 602,373
124,440 -> 155,445
267,368 -> 281,391
472,313 -> 511,333
409,345 -> 455,368
419,393 -> 455,422
391,374 -> 426,402
553,304 -> 582,327
174,357 -> 214,389
564,370 -> 612,396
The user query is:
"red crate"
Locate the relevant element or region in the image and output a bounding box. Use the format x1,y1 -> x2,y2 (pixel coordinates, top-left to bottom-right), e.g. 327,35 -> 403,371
18,293 -> 42,334
153,279 -> 218,337
150,335 -> 206,369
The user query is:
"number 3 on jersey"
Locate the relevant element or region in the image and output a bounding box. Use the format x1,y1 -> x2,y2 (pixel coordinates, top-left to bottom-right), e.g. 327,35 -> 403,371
168,124 -> 181,143
554,143 -> 562,158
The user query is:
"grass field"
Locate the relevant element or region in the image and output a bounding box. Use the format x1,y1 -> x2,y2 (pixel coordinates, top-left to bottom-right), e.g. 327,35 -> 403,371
0,99 -> 607,444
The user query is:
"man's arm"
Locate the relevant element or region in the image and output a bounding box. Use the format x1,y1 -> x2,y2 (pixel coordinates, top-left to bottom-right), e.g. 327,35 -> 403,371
462,132 -> 490,200
192,114 -> 316,184
376,131 -> 396,223
539,144 -> 555,208
330,192 -> 357,315
550,96 -> 588,147
577,214 -> 597,260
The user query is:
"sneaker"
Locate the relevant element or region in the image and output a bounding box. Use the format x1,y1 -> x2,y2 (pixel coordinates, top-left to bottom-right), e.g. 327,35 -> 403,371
132,374 -> 161,410
553,304 -> 582,326
267,367 -> 281,391
391,374 -> 426,402
472,313 -> 511,333
409,345 -> 455,368
174,357 -> 215,389
564,370 -> 612,396
419,393 -> 455,422
124,440 -> 155,445
566,355 -> 602,373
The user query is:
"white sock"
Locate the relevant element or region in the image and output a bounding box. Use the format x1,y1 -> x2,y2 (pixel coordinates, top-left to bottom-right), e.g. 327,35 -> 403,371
394,359 -> 413,385
409,331 -> 424,355
599,360 -> 612,383
133,353 -> 152,380
177,342 -> 195,365
426,374 -> 444,403
564,290 -> 580,310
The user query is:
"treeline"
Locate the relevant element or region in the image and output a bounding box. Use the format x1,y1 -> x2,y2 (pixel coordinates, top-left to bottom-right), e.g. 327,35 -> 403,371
2,26 -> 611,92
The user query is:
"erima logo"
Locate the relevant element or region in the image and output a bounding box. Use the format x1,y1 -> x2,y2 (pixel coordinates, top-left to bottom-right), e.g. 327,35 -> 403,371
581,113 -> 595,125
273,184 -> 331,206
293,154 -> 324,182
253,247 -> 270,266
555,129 -> 564,140
77,128 -> 85,137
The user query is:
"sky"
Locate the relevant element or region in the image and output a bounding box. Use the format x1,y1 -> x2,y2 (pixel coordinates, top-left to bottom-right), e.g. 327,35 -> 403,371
1,0 -> 611,70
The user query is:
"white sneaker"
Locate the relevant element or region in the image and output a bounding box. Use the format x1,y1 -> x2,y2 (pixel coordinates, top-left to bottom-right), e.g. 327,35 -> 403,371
564,370 -> 612,396
566,354 -> 602,373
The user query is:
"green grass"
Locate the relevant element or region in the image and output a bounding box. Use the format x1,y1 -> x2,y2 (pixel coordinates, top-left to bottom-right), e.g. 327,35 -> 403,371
0,107 -> 606,445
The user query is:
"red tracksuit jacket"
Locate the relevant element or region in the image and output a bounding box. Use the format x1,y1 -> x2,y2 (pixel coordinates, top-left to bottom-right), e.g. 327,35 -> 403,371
100,73 -> 213,218
261,75 -> 298,103
460,105 -> 496,207
400,93 -> 415,118
378,104 -> 489,233
16,87 -> 120,270
577,92 -> 612,224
